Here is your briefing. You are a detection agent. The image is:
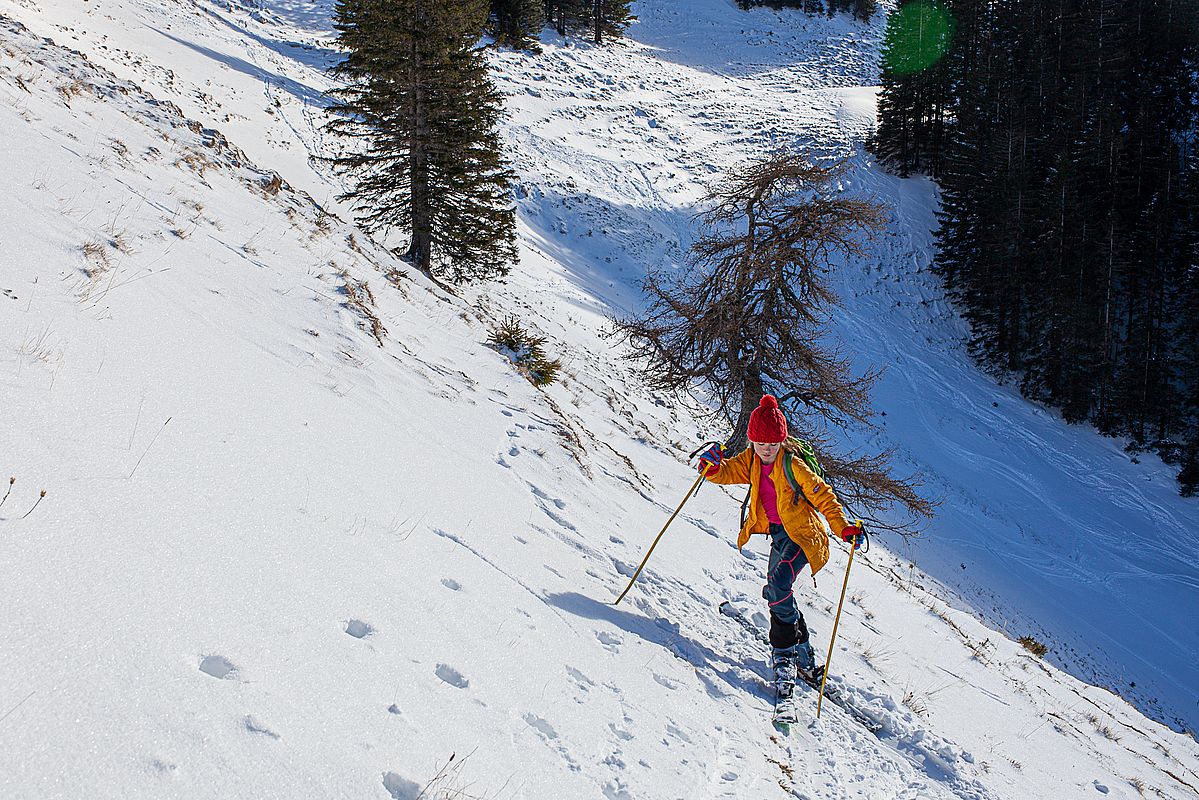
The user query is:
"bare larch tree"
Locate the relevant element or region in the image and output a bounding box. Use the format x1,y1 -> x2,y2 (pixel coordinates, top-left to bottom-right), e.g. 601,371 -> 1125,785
613,152 -> 934,531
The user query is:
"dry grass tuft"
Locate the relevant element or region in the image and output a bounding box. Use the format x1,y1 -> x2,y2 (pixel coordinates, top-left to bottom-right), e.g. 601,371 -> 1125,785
81,238 -> 110,278
901,688 -> 929,717
1085,713 -> 1121,742
56,77 -> 86,105
313,212 -> 333,238
338,270 -> 386,347
966,637 -> 993,665
1018,635 -> 1048,657
175,148 -> 214,177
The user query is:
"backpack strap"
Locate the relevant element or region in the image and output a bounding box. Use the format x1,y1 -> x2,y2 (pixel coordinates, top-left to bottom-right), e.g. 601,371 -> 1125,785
783,451 -> 816,509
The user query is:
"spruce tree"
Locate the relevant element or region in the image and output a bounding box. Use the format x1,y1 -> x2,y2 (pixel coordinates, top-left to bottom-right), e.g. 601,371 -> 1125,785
848,0 -> 878,21
1166,73 -> 1199,494
735,0 -> 874,19
906,0 -> 1199,491
544,0 -> 589,36
592,0 -> 634,44
871,0 -> 953,177
492,0 -> 545,50
326,0 -> 517,282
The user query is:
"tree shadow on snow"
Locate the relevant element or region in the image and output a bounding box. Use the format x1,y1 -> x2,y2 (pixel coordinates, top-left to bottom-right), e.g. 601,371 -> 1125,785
148,27 -> 332,108
512,182 -> 697,320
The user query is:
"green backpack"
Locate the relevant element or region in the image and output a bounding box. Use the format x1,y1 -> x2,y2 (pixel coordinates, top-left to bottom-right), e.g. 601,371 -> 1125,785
739,437 -> 825,527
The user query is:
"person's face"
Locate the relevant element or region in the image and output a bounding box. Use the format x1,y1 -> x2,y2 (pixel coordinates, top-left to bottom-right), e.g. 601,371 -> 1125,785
751,440 -> 782,463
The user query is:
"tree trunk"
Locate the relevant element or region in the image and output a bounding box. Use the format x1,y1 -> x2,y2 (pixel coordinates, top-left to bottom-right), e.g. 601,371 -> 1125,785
406,30 -> 432,273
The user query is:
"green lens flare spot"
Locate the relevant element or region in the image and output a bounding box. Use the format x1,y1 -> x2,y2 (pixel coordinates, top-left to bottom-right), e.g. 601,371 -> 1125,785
884,1 -> 954,74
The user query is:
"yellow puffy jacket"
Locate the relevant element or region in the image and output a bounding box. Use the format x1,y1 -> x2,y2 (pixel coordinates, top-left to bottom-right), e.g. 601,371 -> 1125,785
704,447 -> 850,577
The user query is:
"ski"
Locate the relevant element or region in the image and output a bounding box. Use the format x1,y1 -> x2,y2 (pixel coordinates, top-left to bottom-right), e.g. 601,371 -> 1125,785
772,676 -> 800,727
719,601 -> 882,733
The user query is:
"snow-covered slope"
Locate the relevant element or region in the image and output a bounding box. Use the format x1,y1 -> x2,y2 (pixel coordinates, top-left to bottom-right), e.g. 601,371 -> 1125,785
488,1 -> 1199,736
1,1 -> 1197,799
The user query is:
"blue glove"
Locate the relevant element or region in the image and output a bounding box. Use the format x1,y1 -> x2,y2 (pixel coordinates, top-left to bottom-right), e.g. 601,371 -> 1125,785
697,443 -> 724,475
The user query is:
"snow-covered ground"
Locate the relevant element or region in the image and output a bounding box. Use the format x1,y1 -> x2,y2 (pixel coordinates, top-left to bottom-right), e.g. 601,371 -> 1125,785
1,1 -> 1197,798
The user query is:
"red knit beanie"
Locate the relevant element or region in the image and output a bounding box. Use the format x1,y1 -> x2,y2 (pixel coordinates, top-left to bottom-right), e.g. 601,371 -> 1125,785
747,394 -> 788,443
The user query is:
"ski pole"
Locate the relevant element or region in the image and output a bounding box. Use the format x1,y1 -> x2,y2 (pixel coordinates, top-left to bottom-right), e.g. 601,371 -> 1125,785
613,470 -> 705,605
816,519 -> 863,719
613,441 -> 722,606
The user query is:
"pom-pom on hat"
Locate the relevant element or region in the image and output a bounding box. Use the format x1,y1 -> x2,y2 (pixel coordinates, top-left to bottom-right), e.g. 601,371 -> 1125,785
747,394 -> 788,443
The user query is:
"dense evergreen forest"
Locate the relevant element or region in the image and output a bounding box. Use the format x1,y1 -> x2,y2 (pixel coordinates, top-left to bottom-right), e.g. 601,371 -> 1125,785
736,0 -> 880,22
491,1 -> 636,47
873,0 -> 1199,494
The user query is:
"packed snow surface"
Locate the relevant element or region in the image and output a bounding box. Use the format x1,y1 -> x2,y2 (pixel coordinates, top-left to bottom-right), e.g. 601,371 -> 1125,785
1,0 -> 1197,798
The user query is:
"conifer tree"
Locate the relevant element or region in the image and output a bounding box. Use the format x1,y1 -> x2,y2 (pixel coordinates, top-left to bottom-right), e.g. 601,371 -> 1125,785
896,0 -> 1199,491
544,0 -> 589,36
326,0 -> 517,282
492,0 -> 545,50
613,153 -> 932,527
734,0 -> 873,19
871,0 -> 953,177
592,0 -> 634,44
848,0 -> 878,21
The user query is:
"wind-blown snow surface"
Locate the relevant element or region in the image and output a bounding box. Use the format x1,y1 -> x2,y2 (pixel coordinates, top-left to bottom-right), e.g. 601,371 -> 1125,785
1,1 -> 1197,799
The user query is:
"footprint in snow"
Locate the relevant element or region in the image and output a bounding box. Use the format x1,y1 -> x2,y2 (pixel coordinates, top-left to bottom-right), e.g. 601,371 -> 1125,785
541,506 -> 577,533
608,722 -> 634,741
435,664 -> 469,689
199,655 -> 238,680
603,779 -> 634,800
440,578 -> 462,591
530,485 -> 567,509
523,713 -> 559,740
665,721 -> 692,743
612,559 -> 636,578
567,666 -> 595,692
382,772 -> 422,800
653,673 -> 680,690
345,619 -> 374,639
596,631 -> 622,652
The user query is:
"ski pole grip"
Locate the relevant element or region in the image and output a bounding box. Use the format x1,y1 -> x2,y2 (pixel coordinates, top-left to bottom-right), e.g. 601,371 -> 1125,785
688,440 -> 724,461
